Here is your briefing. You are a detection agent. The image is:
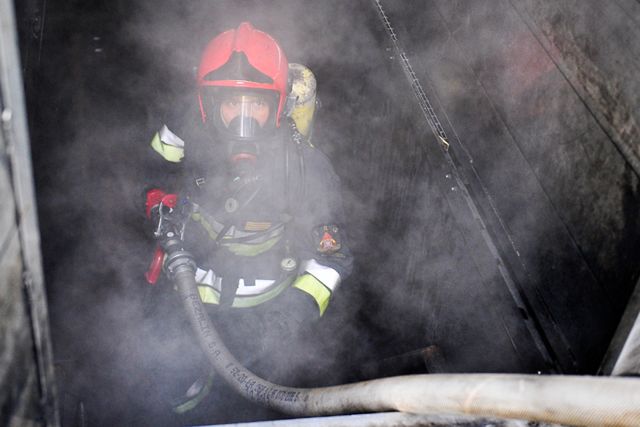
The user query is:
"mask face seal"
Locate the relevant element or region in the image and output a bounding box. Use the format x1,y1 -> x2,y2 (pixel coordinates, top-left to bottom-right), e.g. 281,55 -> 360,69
201,88 -> 281,167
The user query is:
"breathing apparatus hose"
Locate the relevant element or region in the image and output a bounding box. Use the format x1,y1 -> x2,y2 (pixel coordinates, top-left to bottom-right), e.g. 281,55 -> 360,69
168,249 -> 640,426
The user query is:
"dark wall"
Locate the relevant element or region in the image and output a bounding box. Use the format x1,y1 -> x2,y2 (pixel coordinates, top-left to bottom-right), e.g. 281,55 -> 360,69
374,0 -> 640,374
15,0 -> 640,425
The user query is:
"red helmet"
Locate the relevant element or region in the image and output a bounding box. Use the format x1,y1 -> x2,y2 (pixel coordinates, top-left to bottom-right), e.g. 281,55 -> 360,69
197,22 -> 289,142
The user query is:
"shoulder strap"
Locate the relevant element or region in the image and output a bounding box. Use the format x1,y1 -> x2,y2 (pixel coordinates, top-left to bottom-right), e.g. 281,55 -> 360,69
285,119 -> 308,208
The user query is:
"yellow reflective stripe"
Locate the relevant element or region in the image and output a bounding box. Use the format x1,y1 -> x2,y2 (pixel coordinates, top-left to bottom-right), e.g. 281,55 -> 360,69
192,212 -> 282,257
198,285 -> 220,304
231,276 -> 295,307
192,212 -> 219,240
293,274 -> 331,316
150,132 -> 184,163
197,275 -> 294,307
226,236 -> 281,256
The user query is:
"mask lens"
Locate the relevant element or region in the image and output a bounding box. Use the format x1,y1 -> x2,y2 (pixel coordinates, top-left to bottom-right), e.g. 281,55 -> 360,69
219,94 -> 272,138
201,88 -> 279,141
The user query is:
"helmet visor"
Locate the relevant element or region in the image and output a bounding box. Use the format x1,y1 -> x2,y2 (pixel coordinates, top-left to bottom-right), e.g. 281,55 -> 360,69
202,89 -> 278,140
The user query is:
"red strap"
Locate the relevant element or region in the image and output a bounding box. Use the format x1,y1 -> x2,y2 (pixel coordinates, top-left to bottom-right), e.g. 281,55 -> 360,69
145,245 -> 164,285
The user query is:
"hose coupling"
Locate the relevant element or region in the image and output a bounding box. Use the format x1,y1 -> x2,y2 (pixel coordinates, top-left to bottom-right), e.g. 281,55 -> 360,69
164,249 -> 196,279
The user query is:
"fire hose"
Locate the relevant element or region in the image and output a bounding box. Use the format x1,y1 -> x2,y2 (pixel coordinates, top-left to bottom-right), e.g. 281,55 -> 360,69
160,234 -> 640,426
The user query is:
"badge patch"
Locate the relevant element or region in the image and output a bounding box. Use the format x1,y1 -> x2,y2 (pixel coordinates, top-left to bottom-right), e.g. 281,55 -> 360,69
244,221 -> 272,232
316,225 -> 341,254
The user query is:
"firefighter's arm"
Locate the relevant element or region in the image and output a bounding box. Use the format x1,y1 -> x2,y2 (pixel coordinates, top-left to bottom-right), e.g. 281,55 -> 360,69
292,223 -> 353,316
143,124 -> 188,219
142,124 -> 186,283
292,263 -> 342,317
144,124 -> 186,199
291,147 -> 353,316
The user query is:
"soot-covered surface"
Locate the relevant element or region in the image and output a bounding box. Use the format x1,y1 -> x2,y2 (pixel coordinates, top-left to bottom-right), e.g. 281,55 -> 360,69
16,0 -> 640,425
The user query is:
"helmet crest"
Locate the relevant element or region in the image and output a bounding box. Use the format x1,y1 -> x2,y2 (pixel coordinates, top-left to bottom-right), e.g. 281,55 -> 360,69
197,22 -> 289,127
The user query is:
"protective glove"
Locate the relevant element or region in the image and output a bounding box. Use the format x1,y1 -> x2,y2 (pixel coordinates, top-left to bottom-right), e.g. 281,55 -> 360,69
145,188 -> 177,219
146,188 -> 190,237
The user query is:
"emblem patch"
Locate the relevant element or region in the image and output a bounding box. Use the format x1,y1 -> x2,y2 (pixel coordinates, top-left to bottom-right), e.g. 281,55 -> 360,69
316,225 -> 341,254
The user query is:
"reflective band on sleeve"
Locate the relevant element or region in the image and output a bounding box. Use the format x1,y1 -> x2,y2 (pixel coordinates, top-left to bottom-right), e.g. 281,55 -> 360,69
198,286 -> 220,304
150,125 -> 184,163
300,258 -> 341,291
191,211 -> 283,257
293,274 -> 331,316
159,125 -> 185,147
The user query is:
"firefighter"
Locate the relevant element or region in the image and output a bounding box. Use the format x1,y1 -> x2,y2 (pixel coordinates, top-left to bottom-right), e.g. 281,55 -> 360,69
143,22 -> 352,413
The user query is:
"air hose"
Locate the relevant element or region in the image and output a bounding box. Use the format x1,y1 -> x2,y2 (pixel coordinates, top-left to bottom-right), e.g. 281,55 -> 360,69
167,247 -> 640,426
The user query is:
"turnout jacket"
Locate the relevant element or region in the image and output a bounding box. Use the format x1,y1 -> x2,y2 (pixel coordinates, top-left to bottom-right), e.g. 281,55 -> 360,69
145,121 -> 353,316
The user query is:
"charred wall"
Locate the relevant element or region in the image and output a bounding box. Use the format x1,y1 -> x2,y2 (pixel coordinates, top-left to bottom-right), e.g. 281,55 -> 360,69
371,0 -> 640,374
